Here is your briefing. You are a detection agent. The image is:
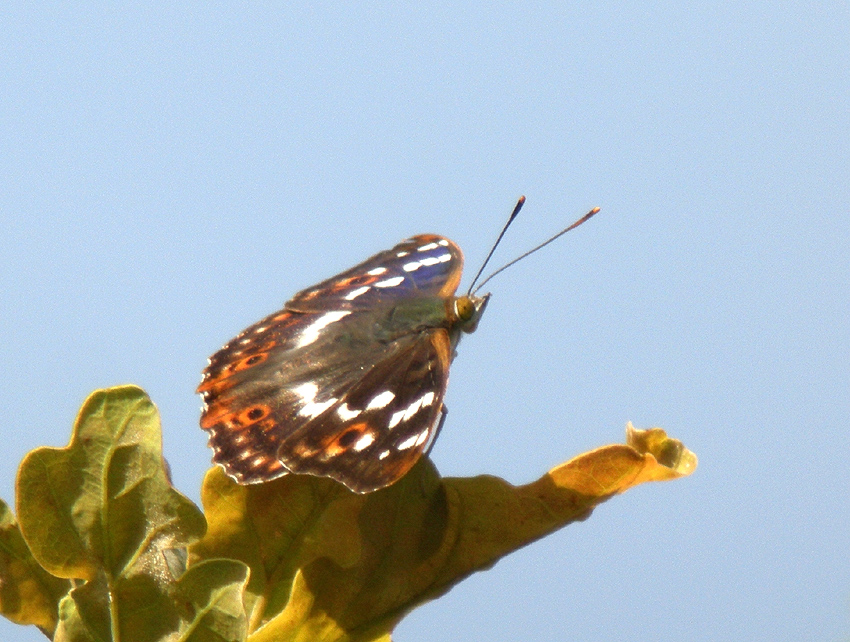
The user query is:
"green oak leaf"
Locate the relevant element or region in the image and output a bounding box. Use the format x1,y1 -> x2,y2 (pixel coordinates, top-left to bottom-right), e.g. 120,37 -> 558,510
0,499 -> 71,637
15,386 -> 217,642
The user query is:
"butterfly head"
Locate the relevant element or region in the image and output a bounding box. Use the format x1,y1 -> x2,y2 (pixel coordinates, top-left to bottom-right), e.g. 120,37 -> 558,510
452,292 -> 490,335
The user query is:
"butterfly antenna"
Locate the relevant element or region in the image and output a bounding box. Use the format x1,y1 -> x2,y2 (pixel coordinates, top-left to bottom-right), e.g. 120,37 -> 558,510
472,206 -> 600,294
467,196 -> 526,295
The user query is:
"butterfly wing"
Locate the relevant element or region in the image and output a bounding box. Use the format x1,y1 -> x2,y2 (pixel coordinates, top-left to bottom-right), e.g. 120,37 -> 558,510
288,234 -> 462,311
274,327 -> 452,492
198,234 -> 464,492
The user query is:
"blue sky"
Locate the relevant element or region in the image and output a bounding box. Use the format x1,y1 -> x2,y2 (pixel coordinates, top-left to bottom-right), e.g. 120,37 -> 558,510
1,3 -> 848,641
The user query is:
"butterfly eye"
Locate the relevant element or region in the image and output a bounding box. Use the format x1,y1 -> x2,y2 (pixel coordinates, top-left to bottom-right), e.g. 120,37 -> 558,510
454,296 -> 475,321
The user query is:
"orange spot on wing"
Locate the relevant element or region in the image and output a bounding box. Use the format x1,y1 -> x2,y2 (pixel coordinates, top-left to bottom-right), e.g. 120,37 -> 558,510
237,404 -> 271,425
321,422 -> 370,457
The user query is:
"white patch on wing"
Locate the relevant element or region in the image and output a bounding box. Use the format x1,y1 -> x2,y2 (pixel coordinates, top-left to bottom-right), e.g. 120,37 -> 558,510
294,381 -> 338,419
299,397 -> 337,419
366,390 -> 395,410
414,429 -> 430,447
402,401 -> 420,422
404,253 -> 452,272
367,267 -> 387,275
403,390 -> 436,422
397,434 -> 419,450
387,390 -> 436,431
293,382 -> 318,403
374,276 -> 405,288
417,242 -> 439,252
353,433 -> 375,451
438,239 -> 449,246
403,260 -> 422,272
388,409 -> 406,429
294,310 -> 351,348
337,403 -> 361,421
344,285 -> 370,301
378,450 -> 390,460
396,251 -> 409,257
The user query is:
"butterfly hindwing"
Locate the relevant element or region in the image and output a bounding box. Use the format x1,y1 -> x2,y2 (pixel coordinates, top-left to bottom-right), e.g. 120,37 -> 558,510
275,328 -> 452,492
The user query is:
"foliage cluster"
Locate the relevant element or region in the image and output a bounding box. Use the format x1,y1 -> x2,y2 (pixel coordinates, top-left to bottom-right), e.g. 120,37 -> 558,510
0,386 -> 695,641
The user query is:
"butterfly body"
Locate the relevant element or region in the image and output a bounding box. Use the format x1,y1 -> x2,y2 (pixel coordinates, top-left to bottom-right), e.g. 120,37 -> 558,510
199,234 -> 488,493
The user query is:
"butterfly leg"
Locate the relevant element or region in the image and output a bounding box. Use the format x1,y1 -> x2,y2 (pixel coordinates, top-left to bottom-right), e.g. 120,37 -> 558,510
424,404 -> 448,458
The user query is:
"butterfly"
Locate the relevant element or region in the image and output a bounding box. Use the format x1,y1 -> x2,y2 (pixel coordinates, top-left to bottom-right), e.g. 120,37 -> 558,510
198,198 -> 598,493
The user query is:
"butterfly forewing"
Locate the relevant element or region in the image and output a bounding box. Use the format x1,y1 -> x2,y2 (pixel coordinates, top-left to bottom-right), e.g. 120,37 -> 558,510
200,309 -> 397,483
288,234 -> 463,311
199,234 -> 467,492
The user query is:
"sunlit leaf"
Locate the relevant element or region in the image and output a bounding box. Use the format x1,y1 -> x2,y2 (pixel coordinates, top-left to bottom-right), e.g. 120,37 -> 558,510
173,559 -> 250,642
16,386 -> 208,641
191,423 -> 696,642
0,499 -> 70,636
53,593 -> 96,642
